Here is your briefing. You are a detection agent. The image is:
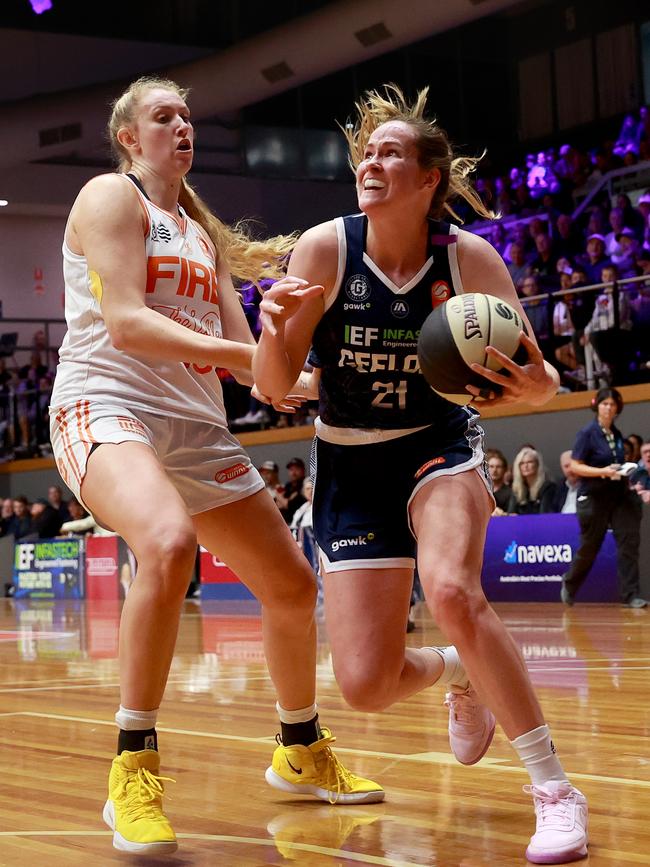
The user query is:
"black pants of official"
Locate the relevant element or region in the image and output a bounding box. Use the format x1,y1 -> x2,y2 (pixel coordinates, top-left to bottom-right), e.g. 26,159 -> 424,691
563,489 -> 642,603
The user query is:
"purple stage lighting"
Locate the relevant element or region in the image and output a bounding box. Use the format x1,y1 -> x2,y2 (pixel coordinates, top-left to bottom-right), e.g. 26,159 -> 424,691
29,0 -> 53,13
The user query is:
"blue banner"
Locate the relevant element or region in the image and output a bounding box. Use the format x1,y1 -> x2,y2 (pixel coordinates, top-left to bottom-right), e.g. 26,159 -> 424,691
13,538 -> 85,599
482,514 -> 618,603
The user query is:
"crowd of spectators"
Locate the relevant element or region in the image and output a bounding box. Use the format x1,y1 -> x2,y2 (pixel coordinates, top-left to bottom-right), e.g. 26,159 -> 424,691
0,329 -> 57,460
0,484 -> 112,548
486,433 -> 650,518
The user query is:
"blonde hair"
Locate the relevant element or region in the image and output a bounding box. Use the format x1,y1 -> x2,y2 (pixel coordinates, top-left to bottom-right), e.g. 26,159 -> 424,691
108,76 -> 295,284
512,447 -> 547,504
341,83 -> 496,223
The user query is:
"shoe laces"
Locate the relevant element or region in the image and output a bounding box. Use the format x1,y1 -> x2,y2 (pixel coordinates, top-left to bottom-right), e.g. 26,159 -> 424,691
311,729 -> 357,805
119,765 -> 175,821
524,784 -> 575,829
445,689 -> 481,727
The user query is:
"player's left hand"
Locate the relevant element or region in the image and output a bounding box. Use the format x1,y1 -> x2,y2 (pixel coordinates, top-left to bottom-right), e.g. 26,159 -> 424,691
466,331 -> 557,408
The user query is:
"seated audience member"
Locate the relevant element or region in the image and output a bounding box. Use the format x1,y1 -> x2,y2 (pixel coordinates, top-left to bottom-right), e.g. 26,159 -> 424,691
530,233 -> 559,290
506,242 -> 531,292
630,442 -> 650,495
259,460 -> 283,506
553,450 -> 580,513
520,275 -> 550,348
11,496 -> 33,540
554,213 -> 582,260
577,234 -> 611,285
59,497 -> 103,536
28,498 -> 64,539
611,228 -> 640,278
553,284 -> 577,372
626,434 -> 643,465
277,458 -> 307,525
485,448 -> 512,514
48,484 -> 71,523
0,498 -> 16,537
507,447 -> 557,515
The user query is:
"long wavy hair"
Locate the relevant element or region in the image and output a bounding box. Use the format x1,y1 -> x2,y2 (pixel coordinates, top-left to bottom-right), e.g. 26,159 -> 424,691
511,447 -> 547,504
108,76 -> 296,285
341,83 -> 496,223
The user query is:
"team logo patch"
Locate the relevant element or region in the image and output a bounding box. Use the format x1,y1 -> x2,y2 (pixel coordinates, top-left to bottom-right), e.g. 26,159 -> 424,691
117,417 -> 147,435
215,463 -> 250,484
345,274 -> 371,302
431,281 -> 451,306
151,221 -> 172,243
390,299 -> 409,318
414,456 -> 445,479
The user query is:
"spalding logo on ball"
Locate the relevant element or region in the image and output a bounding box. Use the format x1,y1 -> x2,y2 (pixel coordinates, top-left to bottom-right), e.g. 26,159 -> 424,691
417,293 -> 528,405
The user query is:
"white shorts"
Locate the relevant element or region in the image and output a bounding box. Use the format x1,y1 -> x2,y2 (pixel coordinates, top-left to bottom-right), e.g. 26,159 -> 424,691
49,400 -> 265,514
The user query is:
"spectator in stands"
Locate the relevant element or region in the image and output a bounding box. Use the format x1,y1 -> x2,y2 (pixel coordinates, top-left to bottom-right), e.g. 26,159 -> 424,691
11,496 -> 33,540
612,228 -> 640,278
48,484 -> 70,522
520,276 -> 550,344
552,286 -> 577,373
614,114 -> 640,158
259,460 -> 283,506
554,214 -> 582,260
485,449 -> 512,514
626,434 -> 643,465
277,458 -> 307,525
530,233 -> 559,290
578,235 -> 611,285
59,497 -> 106,536
489,222 -> 507,258
585,264 -> 633,385
0,498 -> 15,536
507,447 -> 557,515
506,242 -> 531,292
604,208 -> 625,257
615,193 -> 645,239
630,442 -> 650,498
553,450 -> 580,513
28,497 -> 64,539
561,387 -> 646,607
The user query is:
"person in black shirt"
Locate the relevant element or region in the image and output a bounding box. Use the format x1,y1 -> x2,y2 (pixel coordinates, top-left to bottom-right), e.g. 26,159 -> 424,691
507,447 -> 557,514
486,448 -> 512,514
561,387 -> 646,607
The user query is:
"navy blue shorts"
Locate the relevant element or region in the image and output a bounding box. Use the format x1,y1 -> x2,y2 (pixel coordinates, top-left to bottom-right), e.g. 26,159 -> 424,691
312,415 -> 491,572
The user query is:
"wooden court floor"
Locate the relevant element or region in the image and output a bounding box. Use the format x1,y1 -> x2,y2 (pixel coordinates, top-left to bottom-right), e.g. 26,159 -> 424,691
0,597 -> 649,866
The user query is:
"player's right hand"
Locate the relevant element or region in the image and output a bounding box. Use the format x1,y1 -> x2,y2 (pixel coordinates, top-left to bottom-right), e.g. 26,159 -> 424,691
259,276 -> 323,336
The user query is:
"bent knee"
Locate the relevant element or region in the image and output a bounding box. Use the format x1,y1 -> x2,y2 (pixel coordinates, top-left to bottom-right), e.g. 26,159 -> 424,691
428,581 -> 488,633
136,523 -> 197,580
336,666 -> 398,713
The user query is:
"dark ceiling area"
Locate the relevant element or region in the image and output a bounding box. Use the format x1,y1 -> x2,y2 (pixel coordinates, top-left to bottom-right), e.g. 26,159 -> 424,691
1,0 -> 337,51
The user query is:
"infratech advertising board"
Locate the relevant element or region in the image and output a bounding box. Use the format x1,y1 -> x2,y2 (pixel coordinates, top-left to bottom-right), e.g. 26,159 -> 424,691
482,514 -> 618,602
13,538 -> 85,599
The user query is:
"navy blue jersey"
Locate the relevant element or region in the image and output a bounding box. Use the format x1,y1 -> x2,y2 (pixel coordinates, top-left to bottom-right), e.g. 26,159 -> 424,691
311,213 -> 467,429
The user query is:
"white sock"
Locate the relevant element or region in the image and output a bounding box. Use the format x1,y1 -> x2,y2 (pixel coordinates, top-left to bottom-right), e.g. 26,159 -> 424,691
115,705 -> 159,731
428,646 -> 469,691
276,701 -> 317,724
511,725 -> 568,786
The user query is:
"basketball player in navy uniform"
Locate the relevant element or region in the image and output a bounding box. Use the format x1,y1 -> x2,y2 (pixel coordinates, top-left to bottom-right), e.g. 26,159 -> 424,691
253,86 -> 589,864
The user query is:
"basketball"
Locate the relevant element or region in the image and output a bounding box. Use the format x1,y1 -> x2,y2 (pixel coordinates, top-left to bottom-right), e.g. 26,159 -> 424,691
417,293 -> 528,405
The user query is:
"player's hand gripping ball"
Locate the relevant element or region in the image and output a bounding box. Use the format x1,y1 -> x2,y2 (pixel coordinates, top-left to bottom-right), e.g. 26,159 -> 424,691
417,293 -> 528,405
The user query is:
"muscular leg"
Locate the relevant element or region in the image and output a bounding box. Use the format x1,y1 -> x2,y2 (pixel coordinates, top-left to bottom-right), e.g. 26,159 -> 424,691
322,566 -> 444,712
81,442 -> 197,711
411,470 -> 544,739
193,490 -> 318,711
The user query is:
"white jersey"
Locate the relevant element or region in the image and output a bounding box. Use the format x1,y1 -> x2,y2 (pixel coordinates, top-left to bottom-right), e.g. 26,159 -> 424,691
51,173 -> 228,426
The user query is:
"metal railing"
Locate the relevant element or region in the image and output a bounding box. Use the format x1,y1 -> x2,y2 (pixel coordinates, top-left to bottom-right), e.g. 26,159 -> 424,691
519,273 -> 650,389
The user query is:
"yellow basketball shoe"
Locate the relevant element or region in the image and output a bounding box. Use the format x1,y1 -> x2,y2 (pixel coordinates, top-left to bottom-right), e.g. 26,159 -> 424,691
102,749 -> 177,854
265,728 -> 384,805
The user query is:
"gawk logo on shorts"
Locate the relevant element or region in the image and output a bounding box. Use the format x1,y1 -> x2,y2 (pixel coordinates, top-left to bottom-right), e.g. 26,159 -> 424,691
215,463 -> 250,484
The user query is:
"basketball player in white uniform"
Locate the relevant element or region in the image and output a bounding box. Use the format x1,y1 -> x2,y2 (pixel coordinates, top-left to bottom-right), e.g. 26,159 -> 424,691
253,86 -> 589,864
49,76 -> 384,856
